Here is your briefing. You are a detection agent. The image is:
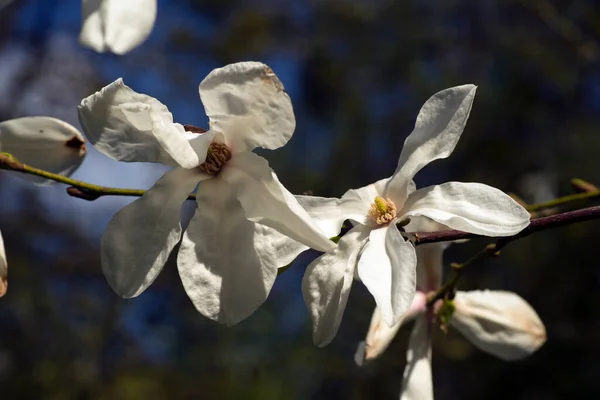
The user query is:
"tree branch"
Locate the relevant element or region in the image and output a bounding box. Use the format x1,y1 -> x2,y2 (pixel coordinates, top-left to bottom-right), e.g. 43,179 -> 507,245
424,204 -> 600,305
415,204 -> 600,246
0,152 -> 196,201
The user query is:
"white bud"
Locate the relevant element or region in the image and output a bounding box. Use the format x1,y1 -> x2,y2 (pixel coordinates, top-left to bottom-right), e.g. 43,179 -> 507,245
451,290 -> 546,360
0,117 -> 86,185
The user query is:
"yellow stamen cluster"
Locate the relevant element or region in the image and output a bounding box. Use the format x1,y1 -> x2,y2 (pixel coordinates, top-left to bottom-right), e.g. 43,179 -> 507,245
368,196 -> 397,225
198,142 -> 231,174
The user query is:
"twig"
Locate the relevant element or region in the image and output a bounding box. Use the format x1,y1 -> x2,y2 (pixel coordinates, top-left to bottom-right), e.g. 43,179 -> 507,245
427,244 -> 498,305
525,189 -> 600,212
0,152 -> 196,201
415,204 -> 600,246
570,178 -> 599,193
424,205 -> 600,305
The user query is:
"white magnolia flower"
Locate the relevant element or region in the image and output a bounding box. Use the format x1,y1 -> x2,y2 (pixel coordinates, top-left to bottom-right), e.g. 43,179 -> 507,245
0,116 -> 87,185
0,229 -> 6,297
78,62 -> 336,326
79,0 -> 157,55
355,218 -> 546,400
299,85 -> 531,346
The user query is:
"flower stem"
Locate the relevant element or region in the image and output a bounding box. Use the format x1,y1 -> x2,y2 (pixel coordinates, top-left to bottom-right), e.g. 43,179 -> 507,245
415,204 -> 600,246
425,204 -> 600,305
0,152 -> 196,201
525,188 -> 600,212
427,244 -> 498,306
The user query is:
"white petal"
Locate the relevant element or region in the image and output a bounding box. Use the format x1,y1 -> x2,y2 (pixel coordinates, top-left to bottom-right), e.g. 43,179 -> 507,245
79,0 -> 157,55
342,177 -> 389,205
199,62 -> 295,153
221,152 -> 335,253
451,290 -> 547,360
263,227 -> 310,269
400,317 -> 434,400
357,224 -> 417,327
101,167 -> 202,298
403,182 -> 531,236
355,292 -> 427,365
295,195 -> 370,237
302,225 -> 370,347
78,78 -> 207,168
386,85 -> 477,204
0,229 -> 6,297
0,117 -> 86,185
178,178 -> 291,326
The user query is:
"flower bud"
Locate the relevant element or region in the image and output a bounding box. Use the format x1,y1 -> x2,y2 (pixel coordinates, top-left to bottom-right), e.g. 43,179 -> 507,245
0,117 -> 86,185
451,290 -> 546,360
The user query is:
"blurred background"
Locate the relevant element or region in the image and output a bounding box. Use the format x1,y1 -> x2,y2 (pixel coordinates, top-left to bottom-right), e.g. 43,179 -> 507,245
1,0 -> 600,398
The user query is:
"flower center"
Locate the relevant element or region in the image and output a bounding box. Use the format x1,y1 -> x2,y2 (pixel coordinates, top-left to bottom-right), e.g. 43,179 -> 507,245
368,196 -> 397,225
198,142 -> 231,174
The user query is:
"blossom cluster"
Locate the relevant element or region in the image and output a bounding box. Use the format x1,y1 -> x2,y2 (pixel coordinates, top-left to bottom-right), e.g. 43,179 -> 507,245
0,4 -> 548,397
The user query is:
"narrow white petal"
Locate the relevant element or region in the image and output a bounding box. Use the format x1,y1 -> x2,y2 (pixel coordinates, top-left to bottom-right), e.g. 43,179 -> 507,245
178,178 -> 290,326
295,195 -> 370,237
403,182 -> 531,236
221,152 -> 335,252
0,117 -> 86,185
79,0 -> 157,55
451,290 -> 547,360
400,317 -> 434,400
357,224 -> 417,327
199,62 -> 295,153
78,78 -> 206,168
302,226 -> 370,347
0,230 -> 6,297
355,292 -> 427,365
386,85 -> 477,204
264,227 -> 311,269
101,167 -> 201,298
341,177 -> 389,205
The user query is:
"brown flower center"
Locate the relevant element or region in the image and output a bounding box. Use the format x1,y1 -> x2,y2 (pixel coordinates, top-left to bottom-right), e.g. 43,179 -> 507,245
368,196 -> 397,225
198,142 -> 231,174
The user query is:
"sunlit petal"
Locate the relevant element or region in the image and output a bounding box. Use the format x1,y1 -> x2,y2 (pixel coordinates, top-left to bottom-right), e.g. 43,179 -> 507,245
101,167 -> 202,298
302,226 -> 370,347
78,78 -> 206,168
342,177 -> 389,206
357,224 -> 417,327
386,85 -> 477,204
403,182 -> 530,236
400,317 -> 434,400
199,62 -> 295,153
178,178 -> 288,326
221,152 -> 335,252
355,292 -> 427,365
295,195 -> 370,237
